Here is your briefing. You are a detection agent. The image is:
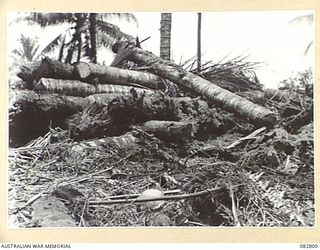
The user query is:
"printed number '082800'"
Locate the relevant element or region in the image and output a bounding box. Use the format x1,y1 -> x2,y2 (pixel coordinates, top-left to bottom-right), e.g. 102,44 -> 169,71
300,244 -> 318,248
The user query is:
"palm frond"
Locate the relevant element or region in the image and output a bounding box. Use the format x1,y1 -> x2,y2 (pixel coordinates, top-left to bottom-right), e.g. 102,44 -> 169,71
35,33 -> 64,59
288,13 -> 313,25
34,27 -> 73,60
96,20 -> 122,39
304,41 -> 314,56
12,34 -> 40,61
187,55 -> 264,92
14,12 -> 75,27
96,20 -> 136,43
97,33 -> 118,49
98,13 -> 138,28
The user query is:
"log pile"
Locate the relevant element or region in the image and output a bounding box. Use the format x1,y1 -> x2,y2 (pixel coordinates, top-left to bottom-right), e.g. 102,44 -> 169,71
8,44 -> 314,227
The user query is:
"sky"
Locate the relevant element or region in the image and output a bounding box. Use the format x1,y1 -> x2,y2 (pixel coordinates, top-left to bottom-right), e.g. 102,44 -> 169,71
8,11 -> 314,89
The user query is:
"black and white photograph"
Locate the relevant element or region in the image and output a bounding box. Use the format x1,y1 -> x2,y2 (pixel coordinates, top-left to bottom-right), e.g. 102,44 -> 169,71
7,11 -> 314,228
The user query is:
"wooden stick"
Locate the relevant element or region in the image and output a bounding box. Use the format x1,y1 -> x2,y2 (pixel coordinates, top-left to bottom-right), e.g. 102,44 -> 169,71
104,189 -> 181,200
225,126 -> 266,150
87,186 -> 232,206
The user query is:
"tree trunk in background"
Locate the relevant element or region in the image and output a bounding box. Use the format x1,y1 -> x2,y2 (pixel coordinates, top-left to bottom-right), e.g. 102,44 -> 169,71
112,41 -> 277,127
197,13 -> 202,73
58,34 -> 66,62
160,13 -> 172,61
89,13 -> 97,63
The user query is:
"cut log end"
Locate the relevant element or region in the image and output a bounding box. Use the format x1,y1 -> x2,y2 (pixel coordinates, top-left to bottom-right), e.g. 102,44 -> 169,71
74,61 -> 92,79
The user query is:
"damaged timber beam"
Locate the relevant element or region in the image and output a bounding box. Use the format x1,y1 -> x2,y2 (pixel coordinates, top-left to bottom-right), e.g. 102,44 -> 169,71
112,41 -> 277,127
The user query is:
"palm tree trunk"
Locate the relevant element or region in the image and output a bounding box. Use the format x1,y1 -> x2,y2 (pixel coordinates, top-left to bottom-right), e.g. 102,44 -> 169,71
9,90 -> 87,147
197,13 -> 202,73
58,34 -> 66,62
75,61 -> 164,89
65,43 -> 75,64
35,78 -> 155,97
112,41 -> 277,127
89,13 -> 97,63
160,13 -> 172,61
18,57 -> 174,91
77,37 -> 82,62
68,92 -> 180,140
141,120 -> 193,142
17,57 -> 75,85
72,132 -> 139,152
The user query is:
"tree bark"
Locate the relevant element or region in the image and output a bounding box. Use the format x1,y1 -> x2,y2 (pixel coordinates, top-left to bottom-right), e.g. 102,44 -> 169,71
9,90 -> 87,147
112,41 -> 277,127
89,13 -> 97,63
31,195 -> 77,227
17,57 -> 75,85
74,61 -> 162,90
160,13 -> 172,61
68,92 -> 180,140
16,61 -> 42,87
141,120 -> 193,142
197,13 -> 202,73
35,78 -> 155,97
70,132 -> 139,154
18,58 -> 175,92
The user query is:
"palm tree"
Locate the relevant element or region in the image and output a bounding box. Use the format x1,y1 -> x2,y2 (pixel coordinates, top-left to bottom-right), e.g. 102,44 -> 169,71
197,13 -> 202,72
15,12 -> 137,63
11,34 -> 40,62
160,13 -> 172,61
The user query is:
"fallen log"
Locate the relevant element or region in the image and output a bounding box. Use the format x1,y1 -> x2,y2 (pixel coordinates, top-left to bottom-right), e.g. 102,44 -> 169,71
112,41 -> 277,127
87,93 -> 133,106
68,92 -> 178,140
9,90 -> 88,114
16,61 -> 42,88
69,92 -> 229,141
17,58 -> 179,93
70,132 -> 139,153
141,120 -> 193,142
17,57 -> 75,86
9,90 -> 88,147
31,195 -> 77,227
75,62 -> 163,90
35,78 -> 155,97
